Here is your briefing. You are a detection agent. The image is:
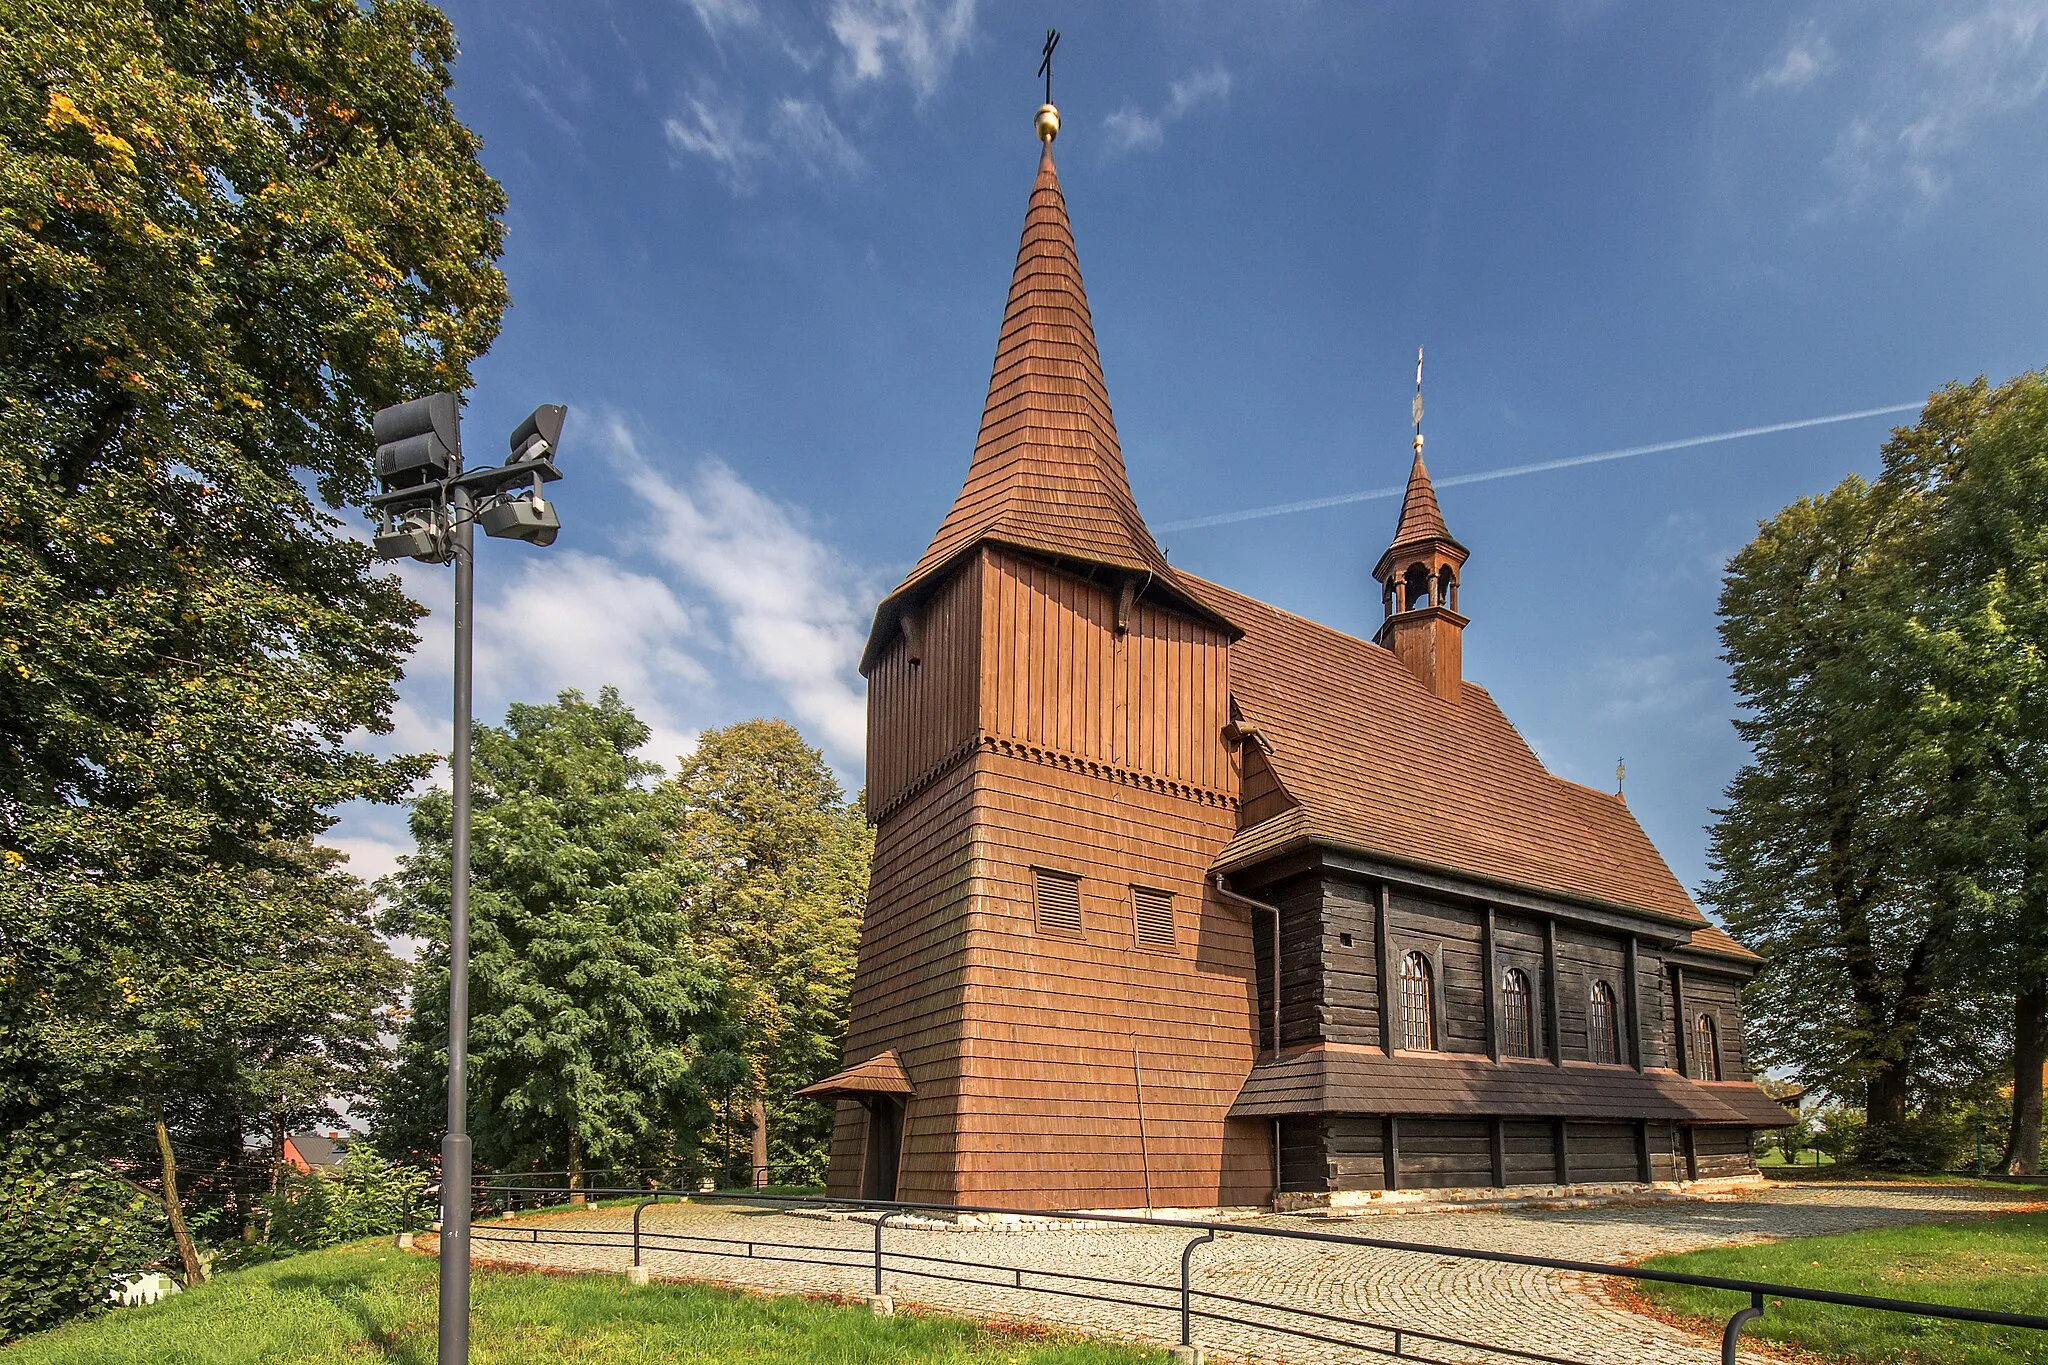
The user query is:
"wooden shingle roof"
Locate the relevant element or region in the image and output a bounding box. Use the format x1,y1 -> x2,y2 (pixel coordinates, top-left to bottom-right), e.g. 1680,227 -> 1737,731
1184,574 -> 1758,960
1230,1044 -> 1795,1126
796,1049 -> 914,1098
863,140 -> 1175,672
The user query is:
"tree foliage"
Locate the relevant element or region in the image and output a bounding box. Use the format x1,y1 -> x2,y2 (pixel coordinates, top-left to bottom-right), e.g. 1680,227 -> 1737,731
378,690 -> 741,1187
0,0 -> 507,1293
674,719 -> 868,1184
1709,371 -> 2048,1171
0,1135 -> 172,1341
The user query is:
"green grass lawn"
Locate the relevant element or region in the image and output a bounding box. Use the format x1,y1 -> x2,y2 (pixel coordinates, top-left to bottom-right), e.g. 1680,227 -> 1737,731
1,1242 -> 1168,1365
1628,1211 -> 2048,1365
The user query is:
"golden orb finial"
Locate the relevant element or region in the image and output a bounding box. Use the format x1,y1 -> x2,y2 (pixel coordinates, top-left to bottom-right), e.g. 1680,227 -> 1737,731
1035,102 -> 1060,143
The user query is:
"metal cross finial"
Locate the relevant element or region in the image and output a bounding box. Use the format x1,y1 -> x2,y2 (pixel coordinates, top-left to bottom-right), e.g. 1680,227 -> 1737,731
1039,29 -> 1061,105
1412,345 -> 1425,454
1617,757 -> 1626,795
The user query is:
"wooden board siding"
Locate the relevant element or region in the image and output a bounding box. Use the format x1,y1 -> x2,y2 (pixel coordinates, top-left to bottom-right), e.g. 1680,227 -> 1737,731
827,760 -> 980,1202
1691,1126 -> 1759,1179
867,557 -> 982,816
956,752 -> 1261,1208
980,549 -> 1234,794
1277,1115 -> 1329,1192
1565,1122 -> 1641,1183
1238,745 -> 1295,826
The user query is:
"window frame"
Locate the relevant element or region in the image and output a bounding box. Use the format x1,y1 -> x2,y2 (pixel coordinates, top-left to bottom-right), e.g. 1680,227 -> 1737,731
1587,979 -> 1620,1065
1397,949 -> 1439,1052
1691,1012 -> 1722,1081
1500,966 -> 1536,1058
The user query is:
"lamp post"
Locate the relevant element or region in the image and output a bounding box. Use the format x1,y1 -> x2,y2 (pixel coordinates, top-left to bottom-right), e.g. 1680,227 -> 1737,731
368,394 -> 568,1364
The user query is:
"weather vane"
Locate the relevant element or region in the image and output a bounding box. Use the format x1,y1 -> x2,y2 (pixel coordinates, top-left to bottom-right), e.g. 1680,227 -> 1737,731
1412,345 -> 1425,455
1616,757 -> 1626,796
1034,29 -> 1062,142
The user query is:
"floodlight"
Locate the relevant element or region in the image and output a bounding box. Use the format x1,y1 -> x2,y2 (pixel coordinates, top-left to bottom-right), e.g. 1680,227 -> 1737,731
508,404 -> 567,464
373,507 -> 448,562
373,392 -> 461,491
478,489 -> 560,546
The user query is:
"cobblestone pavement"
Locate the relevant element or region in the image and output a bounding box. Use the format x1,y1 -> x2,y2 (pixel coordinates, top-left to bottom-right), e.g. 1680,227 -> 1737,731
446,1182 -> 2040,1365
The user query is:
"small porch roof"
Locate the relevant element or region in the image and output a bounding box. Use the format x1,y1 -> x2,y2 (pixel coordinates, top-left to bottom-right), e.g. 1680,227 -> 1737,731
795,1049 -> 914,1099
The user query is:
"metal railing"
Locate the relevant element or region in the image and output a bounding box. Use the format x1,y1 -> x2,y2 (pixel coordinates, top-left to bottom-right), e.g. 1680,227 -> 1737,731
457,1182 -> 2048,1365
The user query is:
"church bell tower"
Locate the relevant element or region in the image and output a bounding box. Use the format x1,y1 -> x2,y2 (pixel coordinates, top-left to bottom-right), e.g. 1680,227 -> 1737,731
1372,350 -> 1469,702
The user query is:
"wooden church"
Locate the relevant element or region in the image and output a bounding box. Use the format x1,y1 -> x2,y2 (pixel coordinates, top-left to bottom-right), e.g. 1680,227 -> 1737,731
800,98 -> 1790,1211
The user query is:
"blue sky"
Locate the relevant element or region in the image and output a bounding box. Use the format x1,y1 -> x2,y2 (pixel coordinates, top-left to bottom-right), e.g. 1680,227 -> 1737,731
328,0 -> 2048,918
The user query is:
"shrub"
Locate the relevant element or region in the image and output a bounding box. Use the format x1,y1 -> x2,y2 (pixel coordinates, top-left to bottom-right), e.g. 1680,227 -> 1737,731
0,1140 -> 173,1340
266,1142 -> 427,1251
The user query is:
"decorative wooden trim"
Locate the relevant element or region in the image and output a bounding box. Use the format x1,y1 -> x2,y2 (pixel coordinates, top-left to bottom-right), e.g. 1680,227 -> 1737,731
869,735 -> 982,824
980,735 -> 1238,808
1482,905 -> 1501,1063
1374,882 -> 1395,1055
1543,919 -> 1564,1067
1624,934 -> 1645,1073
1671,964 -> 1692,1079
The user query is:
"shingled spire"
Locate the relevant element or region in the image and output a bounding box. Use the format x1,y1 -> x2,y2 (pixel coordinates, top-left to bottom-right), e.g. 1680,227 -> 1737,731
862,116 -> 1174,672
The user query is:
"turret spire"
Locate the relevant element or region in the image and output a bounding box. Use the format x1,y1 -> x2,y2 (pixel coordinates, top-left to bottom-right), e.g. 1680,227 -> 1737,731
1373,347 -> 1470,701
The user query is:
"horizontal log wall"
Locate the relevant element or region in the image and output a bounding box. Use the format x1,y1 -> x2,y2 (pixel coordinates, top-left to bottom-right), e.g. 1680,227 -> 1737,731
1564,1122 -> 1641,1183
1387,891 -> 1488,1055
1683,972 -> 1750,1078
1399,1118 -> 1495,1188
1691,1126 -> 1759,1179
1554,926 -> 1628,1063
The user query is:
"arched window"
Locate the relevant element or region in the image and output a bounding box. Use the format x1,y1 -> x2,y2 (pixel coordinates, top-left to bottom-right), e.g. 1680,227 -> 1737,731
1500,968 -> 1535,1057
1588,981 -> 1620,1064
1403,564 -> 1433,611
1399,952 -> 1436,1051
1437,565 -> 1457,612
1692,1014 -> 1721,1081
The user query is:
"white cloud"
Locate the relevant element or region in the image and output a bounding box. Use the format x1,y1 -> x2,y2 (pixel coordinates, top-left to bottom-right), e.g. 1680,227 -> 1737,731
1749,23 -> 1835,93
683,0 -> 759,37
605,419 -> 872,761
1815,0 -> 2048,212
828,0 -> 977,102
665,88 -> 865,191
664,87 -> 766,191
769,97 -> 866,177
1103,63 -> 1233,156
323,832 -> 412,887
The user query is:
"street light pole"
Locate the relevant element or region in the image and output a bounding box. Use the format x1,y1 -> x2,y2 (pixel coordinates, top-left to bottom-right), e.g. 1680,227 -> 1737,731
438,482 -> 475,1365
369,397 -> 567,1365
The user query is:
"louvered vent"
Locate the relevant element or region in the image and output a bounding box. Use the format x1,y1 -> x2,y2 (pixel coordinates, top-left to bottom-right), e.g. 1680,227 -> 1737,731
1034,869 -> 1083,934
1133,886 -> 1175,948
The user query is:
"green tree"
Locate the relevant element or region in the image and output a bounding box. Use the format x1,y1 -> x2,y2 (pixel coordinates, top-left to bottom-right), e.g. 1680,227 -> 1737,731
1706,471 -> 1990,1149
673,719 -> 868,1186
1883,373 -> 2048,1174
378,689 -> 740,1194
0,0 -> 506,1284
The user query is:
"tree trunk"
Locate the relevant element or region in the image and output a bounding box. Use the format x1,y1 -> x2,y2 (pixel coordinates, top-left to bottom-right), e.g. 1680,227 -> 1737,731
2002,976 -> 2046,1176
751,1093 -> 770,1189
567,1130 -> 585,1206
1866,1061 -> 1912,1132
154,1118 -> 206,1284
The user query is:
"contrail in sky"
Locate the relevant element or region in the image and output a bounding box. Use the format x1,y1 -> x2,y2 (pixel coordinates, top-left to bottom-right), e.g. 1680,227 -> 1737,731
1153,402 -> 1923,533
